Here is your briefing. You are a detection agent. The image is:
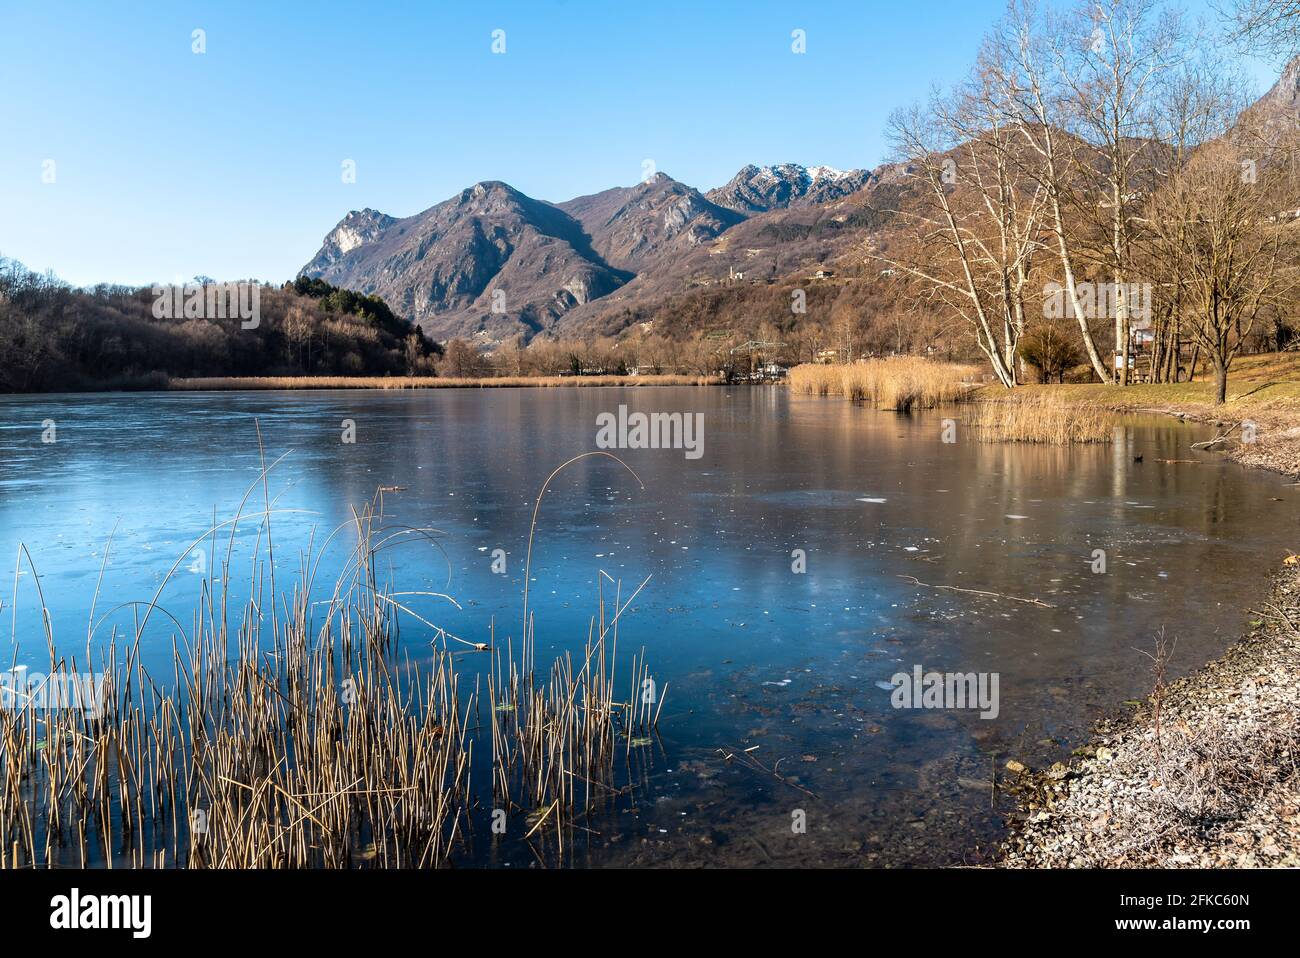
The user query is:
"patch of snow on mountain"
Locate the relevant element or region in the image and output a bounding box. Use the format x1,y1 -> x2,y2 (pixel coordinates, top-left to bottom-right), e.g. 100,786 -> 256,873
333,226 -> 368,255
808,165 -> 850,182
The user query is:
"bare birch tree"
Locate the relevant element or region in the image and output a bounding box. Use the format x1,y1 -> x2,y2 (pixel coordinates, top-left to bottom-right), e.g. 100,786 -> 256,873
992,0 -> 1114,382
878,45 -> 1045,388
1061,0 -> 1188,383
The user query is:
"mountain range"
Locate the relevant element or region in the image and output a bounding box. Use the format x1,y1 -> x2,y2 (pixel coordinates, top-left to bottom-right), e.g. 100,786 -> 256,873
301,162 -> 893,343
301,59 -> 1300,346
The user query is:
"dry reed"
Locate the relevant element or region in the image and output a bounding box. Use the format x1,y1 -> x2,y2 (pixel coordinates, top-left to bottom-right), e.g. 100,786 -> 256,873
0,449 -> 660,868
791,360 -> 1117,443
969,394 -> 1115,444
787,359 -> 978,411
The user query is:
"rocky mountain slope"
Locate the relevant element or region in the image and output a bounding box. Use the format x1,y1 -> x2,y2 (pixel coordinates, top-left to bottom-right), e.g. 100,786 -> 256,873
1236,55 -> 1300,147
300,164 -> 890,343
556,173 -> 743,273
704,163 -> 874,213
302,181 -> 632,341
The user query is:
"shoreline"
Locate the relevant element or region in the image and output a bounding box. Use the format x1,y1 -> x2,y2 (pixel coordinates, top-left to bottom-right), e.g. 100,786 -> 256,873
999,561 -> 1300,867
789,362 -> 1300,867
1129,404 -> 1300,478
983,385 -> 1300,866
991,392 -> 1300,479
165,373 -> 722,390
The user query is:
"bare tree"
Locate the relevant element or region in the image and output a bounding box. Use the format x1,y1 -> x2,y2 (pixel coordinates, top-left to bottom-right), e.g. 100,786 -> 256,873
993,0 -> 1115,382
878,45 -> 1046,388
440,339 -> 491,378
404,332 -> 424,375
1142,50 -> 1245,381
1228,1 -> 1300,60
1062,0 -> 1188,383
283,304 -> 313,371
1145,139 -> 1284,403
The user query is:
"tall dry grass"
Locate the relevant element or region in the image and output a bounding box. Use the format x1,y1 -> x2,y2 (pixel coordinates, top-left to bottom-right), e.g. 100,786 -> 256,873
970,394 -> 1115,444
791,360 -> 1117,443
787,358 -> 978,411
0,451 -> 659,868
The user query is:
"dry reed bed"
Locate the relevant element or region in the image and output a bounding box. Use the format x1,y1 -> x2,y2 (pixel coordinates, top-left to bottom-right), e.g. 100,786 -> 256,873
790,360 -> 1117,444
1,465 -> 659,868
969,394 -> 1116,444
169,374 -> 717,391
787,359 -> 979,411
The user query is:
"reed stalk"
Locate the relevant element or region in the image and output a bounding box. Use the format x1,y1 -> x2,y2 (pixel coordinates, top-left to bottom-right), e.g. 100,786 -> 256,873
787,358 -> 978,410
1,453 -> 661,867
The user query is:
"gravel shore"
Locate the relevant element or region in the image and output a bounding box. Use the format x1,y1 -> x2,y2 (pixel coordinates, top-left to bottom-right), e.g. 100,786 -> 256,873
1160,406 -> 1300,478
1001,561 -> 1300,867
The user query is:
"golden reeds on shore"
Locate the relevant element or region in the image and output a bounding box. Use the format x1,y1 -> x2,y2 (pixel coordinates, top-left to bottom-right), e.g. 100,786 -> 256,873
789,359 -> 1118,443
169,374 -> 717,390
969,394 -> 1115,444
0,451 -> 660,869
786,358 -> 979,411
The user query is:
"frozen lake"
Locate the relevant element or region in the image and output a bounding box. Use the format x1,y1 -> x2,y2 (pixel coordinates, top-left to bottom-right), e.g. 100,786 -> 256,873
0,386 -> 1290,865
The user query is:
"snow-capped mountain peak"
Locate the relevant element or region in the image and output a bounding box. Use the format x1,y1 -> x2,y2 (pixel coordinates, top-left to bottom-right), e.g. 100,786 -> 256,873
705,163 -> 873,213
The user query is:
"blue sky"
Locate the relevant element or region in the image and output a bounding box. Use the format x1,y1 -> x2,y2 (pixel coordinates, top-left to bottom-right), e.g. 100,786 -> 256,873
0,0 -> 1278,287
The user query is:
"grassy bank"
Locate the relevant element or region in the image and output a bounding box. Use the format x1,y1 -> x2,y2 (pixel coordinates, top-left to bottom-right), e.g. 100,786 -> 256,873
974,353 -> 1300,473
980,352 -> 1300,411
168,373 -> 719,390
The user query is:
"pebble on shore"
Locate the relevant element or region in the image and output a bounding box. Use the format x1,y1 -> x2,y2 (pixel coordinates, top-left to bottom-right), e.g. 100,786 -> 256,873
1001,565 -> 1300,868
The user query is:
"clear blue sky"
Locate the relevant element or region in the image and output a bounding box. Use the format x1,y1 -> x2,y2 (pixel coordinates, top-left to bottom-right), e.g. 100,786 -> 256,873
0,0 -> 1276,288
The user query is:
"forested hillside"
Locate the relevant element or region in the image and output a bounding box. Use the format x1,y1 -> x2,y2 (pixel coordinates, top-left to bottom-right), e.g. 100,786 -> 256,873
0,261 -> 439,392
